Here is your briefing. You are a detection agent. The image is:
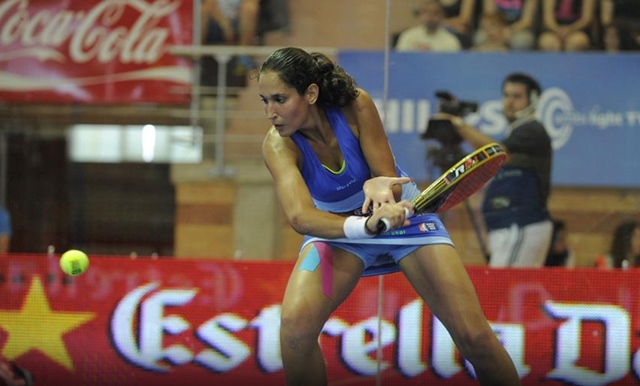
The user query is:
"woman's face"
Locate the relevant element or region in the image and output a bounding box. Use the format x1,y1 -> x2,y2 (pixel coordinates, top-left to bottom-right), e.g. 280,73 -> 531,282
552,228 -> 568,254
258,70 -> 312,137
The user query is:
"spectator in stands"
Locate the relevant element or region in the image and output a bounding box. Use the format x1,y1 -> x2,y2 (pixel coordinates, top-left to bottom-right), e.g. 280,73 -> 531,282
595,220 -> 640,269
200,0 -> 261,89
395,0 -> 463,52
600,0 -> 640,51
471,12 -> 511,51
201,0 -> 260,46
544,219 -> 575,267
0,359 -> 33,386
538,0 -> 596,52
440,0 -> 479,48
0,206 -> 10,254
255,0 -> 291,45
474,0 -> 539,51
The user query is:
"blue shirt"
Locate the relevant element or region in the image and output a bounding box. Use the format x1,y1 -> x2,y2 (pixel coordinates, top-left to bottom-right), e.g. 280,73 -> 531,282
0,207 -> 11,236
290,107 -> 374,214
482,119 -> 552,230
290,108 -> 450,277
291,107 -> 414,214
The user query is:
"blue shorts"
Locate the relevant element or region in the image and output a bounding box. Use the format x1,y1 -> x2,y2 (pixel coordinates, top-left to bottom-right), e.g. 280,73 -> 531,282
300,213 -> 453,276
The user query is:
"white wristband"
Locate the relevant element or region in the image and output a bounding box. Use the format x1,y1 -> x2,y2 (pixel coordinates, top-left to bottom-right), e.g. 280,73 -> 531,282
343,216 -> 375,239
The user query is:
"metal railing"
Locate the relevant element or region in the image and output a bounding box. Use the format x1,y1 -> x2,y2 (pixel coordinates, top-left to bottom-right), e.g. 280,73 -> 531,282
169,44 -> 338,176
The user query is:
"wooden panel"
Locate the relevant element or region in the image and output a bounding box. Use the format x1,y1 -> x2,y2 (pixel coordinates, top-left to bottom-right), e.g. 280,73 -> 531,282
263,0 -> 426,50
549,187 -> 640,212
176,183 -> 237,204
171,0 -> 640,267
174,225 -> 233,258
280,227 -> 304,261
174,181 -> 238,258
172,173 -> 640,267
176,204 -> 233,225
233,182 -> 279,260
442,187 -> 640,267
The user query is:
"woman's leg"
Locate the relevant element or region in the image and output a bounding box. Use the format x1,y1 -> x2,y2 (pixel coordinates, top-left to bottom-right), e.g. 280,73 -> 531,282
538,31 -> 562,51
399,244 -> 521,386
280,243 -> 364,386
565,30 -> 591,51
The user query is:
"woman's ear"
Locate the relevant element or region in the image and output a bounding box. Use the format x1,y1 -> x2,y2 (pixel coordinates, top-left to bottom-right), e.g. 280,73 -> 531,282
306,83 -> 319,105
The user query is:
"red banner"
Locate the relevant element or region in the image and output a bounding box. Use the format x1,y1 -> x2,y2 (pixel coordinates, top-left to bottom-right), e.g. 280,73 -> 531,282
1,254 -> 639,385
0,0 -> 193,104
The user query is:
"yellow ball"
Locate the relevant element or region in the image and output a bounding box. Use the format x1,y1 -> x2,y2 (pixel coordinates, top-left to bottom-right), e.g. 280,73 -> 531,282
60,250 -> 89,276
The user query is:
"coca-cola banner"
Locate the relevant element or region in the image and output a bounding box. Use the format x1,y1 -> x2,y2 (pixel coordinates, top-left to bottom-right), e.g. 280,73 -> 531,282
0,0 -> 193,104
1,254 -> 639,385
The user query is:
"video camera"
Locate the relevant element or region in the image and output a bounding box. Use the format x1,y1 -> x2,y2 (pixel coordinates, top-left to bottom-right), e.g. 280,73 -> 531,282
422,91 -> 478,170
421,91 -> 478,145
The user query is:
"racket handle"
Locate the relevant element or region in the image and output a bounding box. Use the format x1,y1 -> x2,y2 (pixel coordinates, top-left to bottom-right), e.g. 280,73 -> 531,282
377,208 -> 410,233
379,218 -> 392,233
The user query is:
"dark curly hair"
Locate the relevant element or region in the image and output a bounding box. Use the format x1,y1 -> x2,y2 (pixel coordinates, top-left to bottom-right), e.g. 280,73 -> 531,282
258,47 -> 359,107
610,220 -> 640,268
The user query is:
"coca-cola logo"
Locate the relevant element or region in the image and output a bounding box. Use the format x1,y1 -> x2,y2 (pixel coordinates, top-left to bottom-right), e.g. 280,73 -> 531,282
0,0 -> 191,101
0,0 -> 182,65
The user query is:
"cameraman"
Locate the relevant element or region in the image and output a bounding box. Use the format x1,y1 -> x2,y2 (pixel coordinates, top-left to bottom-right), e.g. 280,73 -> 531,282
438,72 -> 553,267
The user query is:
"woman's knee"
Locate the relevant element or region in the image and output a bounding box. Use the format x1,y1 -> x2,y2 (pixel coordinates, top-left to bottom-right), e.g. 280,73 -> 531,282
452,326 -> 500,362
565,31 -> 591,51
280,308 -> 322,350
538,32 -> 561,51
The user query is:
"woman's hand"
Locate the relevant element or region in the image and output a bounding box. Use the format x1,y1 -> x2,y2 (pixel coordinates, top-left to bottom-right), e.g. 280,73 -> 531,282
365,201 -> 415,233
361,176 -> 412,214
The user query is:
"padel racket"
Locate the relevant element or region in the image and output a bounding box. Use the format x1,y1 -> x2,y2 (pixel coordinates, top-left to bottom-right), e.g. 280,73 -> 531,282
379,142 -> 507,232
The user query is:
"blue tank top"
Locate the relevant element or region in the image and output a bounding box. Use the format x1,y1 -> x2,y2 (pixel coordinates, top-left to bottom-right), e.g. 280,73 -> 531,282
290,108 -> 371,214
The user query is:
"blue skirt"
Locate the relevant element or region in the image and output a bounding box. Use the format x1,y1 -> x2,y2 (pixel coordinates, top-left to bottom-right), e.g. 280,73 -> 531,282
300,213 -> 454,277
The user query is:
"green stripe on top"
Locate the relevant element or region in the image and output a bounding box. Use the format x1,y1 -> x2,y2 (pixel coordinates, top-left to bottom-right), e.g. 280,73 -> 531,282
322,159 -> 346,174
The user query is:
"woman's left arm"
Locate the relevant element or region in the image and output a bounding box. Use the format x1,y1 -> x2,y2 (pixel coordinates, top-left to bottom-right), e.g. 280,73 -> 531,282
347,89 -> 411,211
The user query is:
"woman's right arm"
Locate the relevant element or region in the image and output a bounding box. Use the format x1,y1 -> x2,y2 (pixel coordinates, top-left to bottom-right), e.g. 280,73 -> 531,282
262,128 -> 370,238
